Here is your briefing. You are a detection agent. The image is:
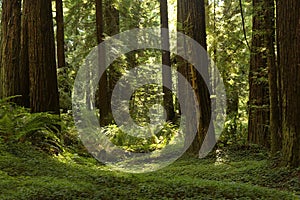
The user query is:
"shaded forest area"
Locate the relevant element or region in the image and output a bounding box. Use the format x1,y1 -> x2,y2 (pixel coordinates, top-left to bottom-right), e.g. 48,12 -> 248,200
0,0 -> 300,199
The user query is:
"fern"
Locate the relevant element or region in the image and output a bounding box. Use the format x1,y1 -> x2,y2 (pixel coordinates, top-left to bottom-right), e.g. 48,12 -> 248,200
0,97 -> 63,154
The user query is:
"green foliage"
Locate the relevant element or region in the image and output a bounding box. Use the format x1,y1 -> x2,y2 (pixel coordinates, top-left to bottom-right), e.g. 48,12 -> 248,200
0,97 -> 62,154
129,84 -> 164,125
219,115 -> 248,146
207,0 -> 252,143
1,0 -> 296,197
104,122 -> 177,153
57,65 -> 76,112
61,0 -> 163,120
0,142 -> 298,199
117,0 -> 160,31
59,112 -> 91,156
64,0 -> 97,70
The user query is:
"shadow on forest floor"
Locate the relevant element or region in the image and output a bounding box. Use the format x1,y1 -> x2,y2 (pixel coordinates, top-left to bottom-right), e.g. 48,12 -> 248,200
0,142 -> 299,199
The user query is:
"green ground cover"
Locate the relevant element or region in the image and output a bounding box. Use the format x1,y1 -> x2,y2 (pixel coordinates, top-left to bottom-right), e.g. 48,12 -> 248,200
0,142 -> 299,199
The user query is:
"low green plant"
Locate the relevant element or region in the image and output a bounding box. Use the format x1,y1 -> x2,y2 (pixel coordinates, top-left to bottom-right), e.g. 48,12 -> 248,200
57,65 -> 76,112
103,122 -> 178,153
0,97 -> 62,154
0,142 -> 298,199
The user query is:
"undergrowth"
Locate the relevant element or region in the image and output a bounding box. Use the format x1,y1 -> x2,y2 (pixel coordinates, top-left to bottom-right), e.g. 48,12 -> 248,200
0,97 -> 62,154
0,142 -> 299,199
0,98 -> 299,199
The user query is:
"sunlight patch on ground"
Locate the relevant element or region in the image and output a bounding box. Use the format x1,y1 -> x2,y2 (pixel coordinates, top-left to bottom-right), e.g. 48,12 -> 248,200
214,149 -> 228,165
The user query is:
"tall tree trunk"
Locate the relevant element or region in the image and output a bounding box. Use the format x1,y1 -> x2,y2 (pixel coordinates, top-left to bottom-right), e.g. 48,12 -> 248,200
0,0 -> 22,104
105,0 -> 119,124
56,0 -> 66,68
248,0 -> 270,148
122,0 -> 141,121
266,0 -> 281,155
277,0 -> 300,167
177,0 -> 213,156
225,80 -> 239,136
160,0 -> 175,122
20,0 -> 30,107
24,0 -> 60,113
96,0 -> 110,126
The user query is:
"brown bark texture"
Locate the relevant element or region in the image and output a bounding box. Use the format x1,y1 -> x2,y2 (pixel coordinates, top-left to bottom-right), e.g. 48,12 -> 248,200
160,0 -> 175,122
56,0 -> 66,68
0,0 -> 22,104
25,0 -> 60,113
277,0 -> 300,167
177,0 -> 213,156
248,0 -> 270,148
96,0 -> 110,126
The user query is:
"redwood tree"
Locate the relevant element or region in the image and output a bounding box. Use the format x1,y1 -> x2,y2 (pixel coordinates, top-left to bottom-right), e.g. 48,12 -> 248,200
265,0 -> 281,155
160,0 -> 175,122
96,0 -> 110,126
177,0 -> 212,156
105,0 -> 119,124
277,0 -> 300,167
248,0 -> 270,148
0,0 -> 22,104
23,0 -> 60,113
56,0 -> 66,68
19,0 -> 31,107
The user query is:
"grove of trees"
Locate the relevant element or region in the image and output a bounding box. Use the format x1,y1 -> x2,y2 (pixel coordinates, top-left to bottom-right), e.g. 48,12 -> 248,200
0,0 -> 299,168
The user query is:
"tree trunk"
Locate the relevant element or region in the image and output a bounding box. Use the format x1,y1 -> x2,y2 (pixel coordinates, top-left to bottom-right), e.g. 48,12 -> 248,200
277,0 -> 300,167
248,0 -> 270,148
105,0 -> 119,124
24,0 -> 60,113
160,0 -> 175,122
177,0 -> 213,156
225,81 -> 239,136
96,0 -> 110,126
0,0 -> 22,104
19,0 -> 30,107
265,0 -> 281,155
56,0 -> 66,68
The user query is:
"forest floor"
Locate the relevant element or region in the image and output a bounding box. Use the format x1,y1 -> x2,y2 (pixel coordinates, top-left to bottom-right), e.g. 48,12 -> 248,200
0,142 -> 299,200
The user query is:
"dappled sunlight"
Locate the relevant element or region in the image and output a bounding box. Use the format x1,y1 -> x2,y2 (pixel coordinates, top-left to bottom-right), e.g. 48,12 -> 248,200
0,0 -> 299,197
214,149 -> 229,166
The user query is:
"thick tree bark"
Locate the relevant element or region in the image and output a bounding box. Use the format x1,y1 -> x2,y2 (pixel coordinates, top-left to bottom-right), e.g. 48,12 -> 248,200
248,0 -> 270,148
265,0 -> 281,155
160,0 -> 175,122
20,0 -> 30,107
24,0 -> 60,113
56,0 -> 66,68
105,0 -> 119,124
96,0 -> 110,126
177,0 -> 213,156
0,0 -> 23,104
277,0 -> 300,167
